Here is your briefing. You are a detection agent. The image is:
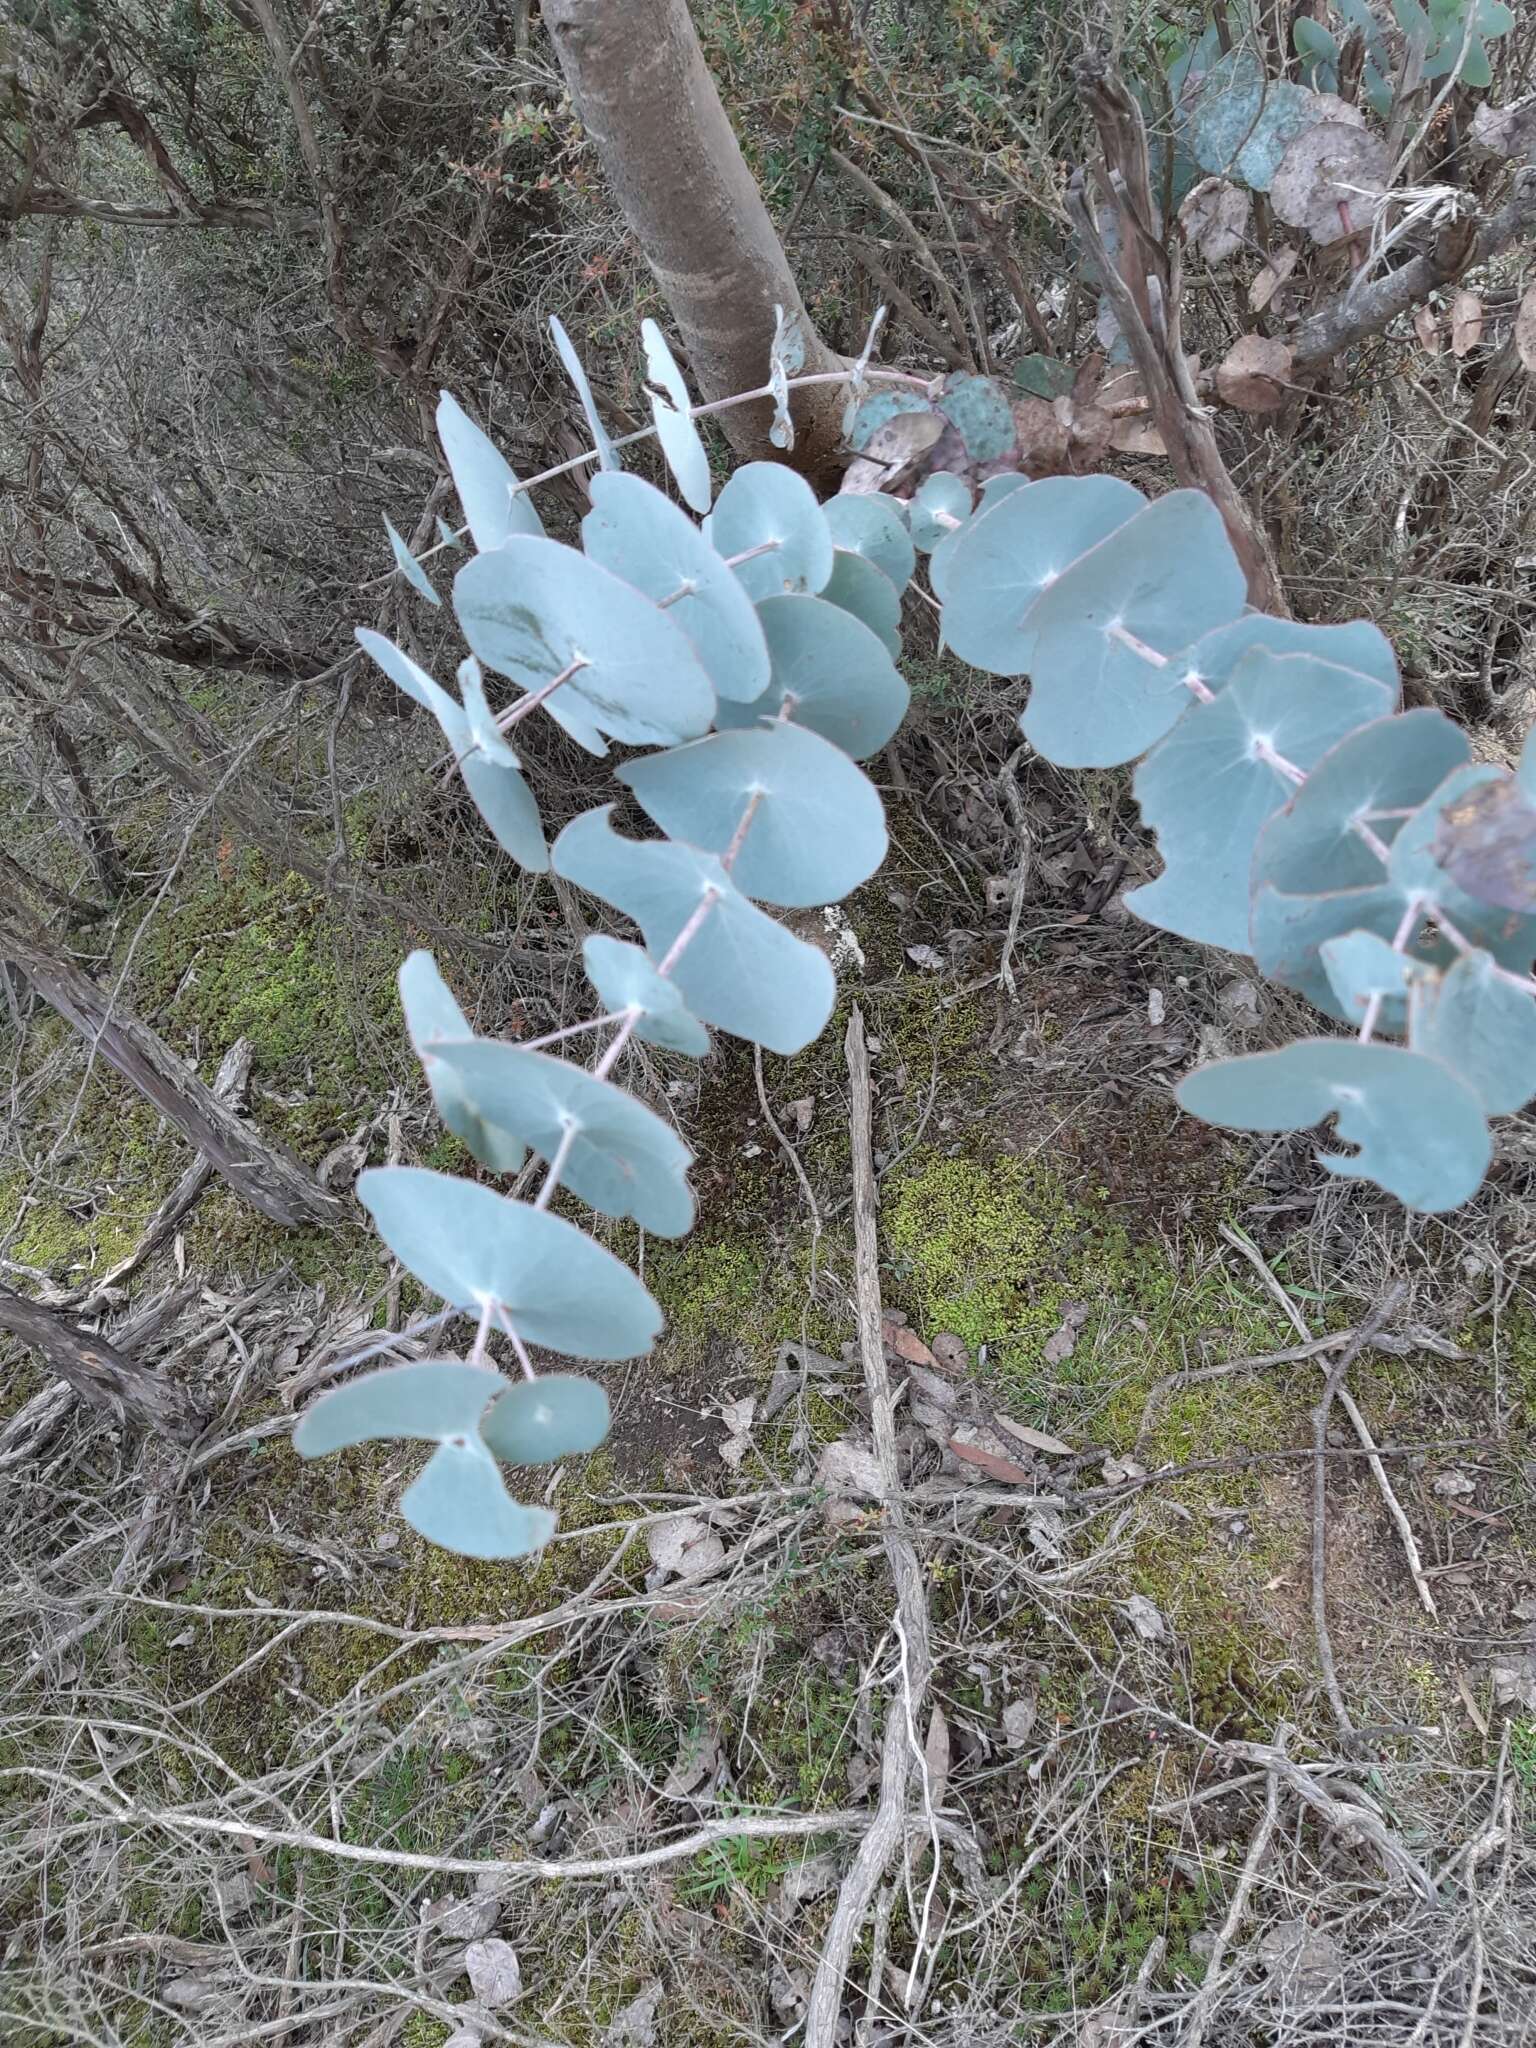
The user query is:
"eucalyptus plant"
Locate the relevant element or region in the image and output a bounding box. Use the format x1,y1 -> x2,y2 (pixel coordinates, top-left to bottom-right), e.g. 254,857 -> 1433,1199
295,312 -> 1536,1560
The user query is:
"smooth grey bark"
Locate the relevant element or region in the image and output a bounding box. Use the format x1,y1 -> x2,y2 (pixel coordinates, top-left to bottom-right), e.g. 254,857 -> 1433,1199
0,1283 -> 204,1441
544,0 -> 848,471
0,905 -> 341,1229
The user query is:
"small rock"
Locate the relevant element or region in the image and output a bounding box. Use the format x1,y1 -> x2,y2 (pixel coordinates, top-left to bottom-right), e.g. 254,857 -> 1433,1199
817,1438 -> 884,1500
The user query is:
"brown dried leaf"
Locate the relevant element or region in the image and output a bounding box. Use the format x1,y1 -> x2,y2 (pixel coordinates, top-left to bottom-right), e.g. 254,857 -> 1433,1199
1009,393 -> 1072,476
1042,1301 -> 1089,1366
882,1317 -> 938,1369
1271,123 -> 1389,246
1215,333 -> 1293,414
1449,291 -> 1484,359
1413,303 -> 1443,356
1469,96 -> 1536,161
923,1703 -> 951,1808
930,1331 -> 970,1376
1108,415 -> 1168,457
1432,774 -> 1536,912
995,1415 -> 1073,1456
1248,244 -> 1299,312
1179,176 -> 1251,265
947,1437 -> 1036,1485
1517,280 -> 1536,375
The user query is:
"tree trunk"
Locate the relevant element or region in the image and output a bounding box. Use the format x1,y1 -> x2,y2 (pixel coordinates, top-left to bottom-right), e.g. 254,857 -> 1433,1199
543,0 -> 848,471
0,904 -> 342,1229
0,1284 -> 204,1441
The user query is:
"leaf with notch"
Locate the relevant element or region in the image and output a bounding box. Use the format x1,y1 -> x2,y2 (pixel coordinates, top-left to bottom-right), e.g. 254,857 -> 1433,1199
552,805 -> 835,1054
357,1166 -> 662,1358
618,722 -> 887,908
1178,1037 -> 1490,1212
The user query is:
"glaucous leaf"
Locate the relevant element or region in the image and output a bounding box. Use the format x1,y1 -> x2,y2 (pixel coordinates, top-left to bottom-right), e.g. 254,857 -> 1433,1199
549,314 -> 618,471
937,475 -> 1144,673
294,1359 -> 509,1455
357,1166 -> 662,1358
355,628 -> 467,749
1319,928 -> 1419,1032
384,518 -> 440,606
459,752 -> 550,871
909,472 -> 973,553
425,1039 -> 695,1237
552,806 -> 835,1054
1020,490 -> 1248,767
1177,1037 -> 1490,1212
823,493 -> 916,593
1172,615 -> 1399,701
704,461 -> 833,600
402,1442 -> 556,1559
717,596 -> 908,760
454,537 -> 715,747
581,472 -> 769,702
436,392 -> 546,551
641,318 -> 712,513
481,1373 -> 612,1465
1409,946 -> 1536,1115
820,547 -> 903,658
617,722 -> 887,908
581,935 -> 710,1056
456,657 -> 517,768
1251,879 -> 1409,1015
1255,709 -> 1469,895
398,950 -> 525,1172
1189,49 -> 1323,191
1128,649 -> 1393,951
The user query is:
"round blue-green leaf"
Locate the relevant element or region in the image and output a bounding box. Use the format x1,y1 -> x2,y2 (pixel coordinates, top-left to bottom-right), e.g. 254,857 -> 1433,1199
437,392 -> 545,551
821,548 -> 902,659
355,628 -> 468,748
641,319 -> 712,514
1127,649 -> 1394,952
459,753 -> 549,871
1022,490 -> 1248,768
582,935 -> 710,1056
1174,615 -> 1399,700
823,493 -> 916,593
580,472 -> 768,703
1409,947 -> 1536,1115
1252,880 -> 1409,1015
845,386 -> 934,452
1190,50 -> 1321,191
1319,929 -> 1419,1033
717,596 -> 908,760
482,1373 -> 611,1465
357,1166 -> 662,1358
425,1040 -> 695,1237
399,951 -> 526,1172
703,462 -> 833,600
552,806 -> 835,1055
937,475 -> 1144,672
454,537 -> 715,747
403,1441 -> 556,1559
617,722 -> 887,908
1177,1037 -> 1490,1212
549,314 -> 618,471
909,472 -> 973,554
295,1359 -> 509,1456
384,518 -> 440,607
455,657 -> 517,768
1256,709 -> 1470,896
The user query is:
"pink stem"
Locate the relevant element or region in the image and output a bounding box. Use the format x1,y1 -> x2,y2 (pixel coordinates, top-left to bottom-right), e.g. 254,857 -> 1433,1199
497,656 -> 588,734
